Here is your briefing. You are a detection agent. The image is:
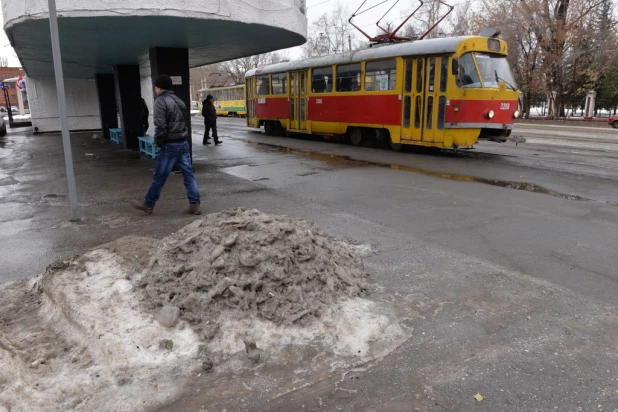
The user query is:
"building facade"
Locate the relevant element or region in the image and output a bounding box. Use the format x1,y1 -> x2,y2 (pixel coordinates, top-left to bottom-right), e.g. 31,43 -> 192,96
0,67 -> 26,110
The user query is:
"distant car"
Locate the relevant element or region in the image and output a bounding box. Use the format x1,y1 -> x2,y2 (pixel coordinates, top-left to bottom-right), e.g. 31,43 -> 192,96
0,116 -> 6,137
610,115 -> 618,129
11,106 -> 18,113
0,107 -> 6,113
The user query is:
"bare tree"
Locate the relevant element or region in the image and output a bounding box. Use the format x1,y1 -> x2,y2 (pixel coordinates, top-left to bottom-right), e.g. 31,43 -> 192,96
474,0 -> 545,117
190,64 -> 226,99
219,52 -> 288,84
303,3 -> 361,57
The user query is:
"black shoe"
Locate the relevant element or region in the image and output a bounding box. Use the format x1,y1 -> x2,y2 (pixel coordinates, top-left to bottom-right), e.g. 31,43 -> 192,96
203,140 -> 211,145
214,140 -> 222,146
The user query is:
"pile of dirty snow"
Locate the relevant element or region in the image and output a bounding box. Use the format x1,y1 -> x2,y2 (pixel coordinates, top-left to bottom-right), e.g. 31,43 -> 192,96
134,208 -> 370,343
0,210 -> 413,411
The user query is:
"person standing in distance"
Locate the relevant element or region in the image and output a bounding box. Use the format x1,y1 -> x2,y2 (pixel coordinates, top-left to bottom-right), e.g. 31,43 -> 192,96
131,75 -> 202,215
202,94 -> 221,145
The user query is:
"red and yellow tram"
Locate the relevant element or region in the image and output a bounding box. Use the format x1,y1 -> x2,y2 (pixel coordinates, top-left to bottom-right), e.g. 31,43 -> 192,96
245,35 -> 520,149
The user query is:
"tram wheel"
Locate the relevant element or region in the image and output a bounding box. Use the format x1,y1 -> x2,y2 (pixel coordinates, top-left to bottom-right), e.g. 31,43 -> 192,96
349,128 -> 363,146
264,121 -> 274,135
390,138 -> 403,151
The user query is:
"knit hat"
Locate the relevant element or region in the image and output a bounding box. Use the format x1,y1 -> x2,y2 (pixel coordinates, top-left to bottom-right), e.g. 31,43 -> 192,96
207,94 -> 214,100
154,75 -> 173,90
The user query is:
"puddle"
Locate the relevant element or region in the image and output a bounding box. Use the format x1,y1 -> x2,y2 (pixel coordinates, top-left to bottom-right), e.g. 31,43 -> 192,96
233,138 -> 611,205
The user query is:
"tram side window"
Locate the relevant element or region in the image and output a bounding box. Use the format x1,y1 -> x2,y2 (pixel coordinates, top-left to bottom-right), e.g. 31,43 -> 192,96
257,75 -> 270,95
456,53 -> 481,88
312,67 -> 333,93
365,59 -> 397,91
271,73 -> 287,95
404,60 -> 413,93
440,58 -> 448,92
336,63 -> 361,92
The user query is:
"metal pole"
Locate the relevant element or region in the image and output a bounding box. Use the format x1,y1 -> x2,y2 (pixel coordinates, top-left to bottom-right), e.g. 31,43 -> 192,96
48,0 -> 79,221
4,87 -> 14,125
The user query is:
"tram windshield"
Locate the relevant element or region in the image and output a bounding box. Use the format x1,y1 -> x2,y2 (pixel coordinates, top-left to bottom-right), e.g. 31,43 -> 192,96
456,52 -> 518,90
474,53 -> 518,90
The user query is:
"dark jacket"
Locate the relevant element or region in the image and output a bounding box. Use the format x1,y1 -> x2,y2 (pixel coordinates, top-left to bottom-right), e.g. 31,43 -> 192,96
202,100 -> 217,125
153,90 -> 189,147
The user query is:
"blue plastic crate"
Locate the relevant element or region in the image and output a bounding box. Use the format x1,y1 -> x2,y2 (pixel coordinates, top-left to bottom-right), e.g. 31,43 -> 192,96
138,135 -> 158,159
109,128 -> 122,144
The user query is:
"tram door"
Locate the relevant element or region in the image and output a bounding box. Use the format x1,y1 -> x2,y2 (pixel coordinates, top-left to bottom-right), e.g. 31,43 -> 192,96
401,56 -> 448,143
289,71 -> 308,131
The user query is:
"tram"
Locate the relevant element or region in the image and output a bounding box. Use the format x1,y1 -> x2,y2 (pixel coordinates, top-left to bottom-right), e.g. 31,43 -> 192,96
198,84 -> 246,117
245,35 -> 520,149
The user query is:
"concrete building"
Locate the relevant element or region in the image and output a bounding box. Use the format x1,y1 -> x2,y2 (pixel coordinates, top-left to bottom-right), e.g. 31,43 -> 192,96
2,0 -> 307,145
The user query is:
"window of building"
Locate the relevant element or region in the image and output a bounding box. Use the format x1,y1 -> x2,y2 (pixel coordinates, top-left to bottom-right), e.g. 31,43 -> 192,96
336,63 -> 361,92
311,67 -> 333,93
365,59 -> 397,91
257,75 -> 270,95
271,73 -> 287,95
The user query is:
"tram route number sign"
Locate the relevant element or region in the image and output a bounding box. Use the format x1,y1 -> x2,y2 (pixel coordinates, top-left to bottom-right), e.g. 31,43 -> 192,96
500,103 -> 510,110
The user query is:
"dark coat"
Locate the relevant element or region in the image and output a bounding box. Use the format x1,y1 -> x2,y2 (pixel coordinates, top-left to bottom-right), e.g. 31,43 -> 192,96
153,90 -> 189,147
202,100 -> 217,125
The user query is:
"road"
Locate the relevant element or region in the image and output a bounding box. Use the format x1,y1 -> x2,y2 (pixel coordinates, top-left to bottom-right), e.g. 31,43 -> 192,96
1,119 -> 618,410
192,118 -> 618,306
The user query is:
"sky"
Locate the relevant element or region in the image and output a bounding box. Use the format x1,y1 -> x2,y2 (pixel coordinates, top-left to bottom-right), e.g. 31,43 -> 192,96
0,12 -> 19,67
3,0 -> 616,69
280,0 -> 418,59
0,0 -> 417,68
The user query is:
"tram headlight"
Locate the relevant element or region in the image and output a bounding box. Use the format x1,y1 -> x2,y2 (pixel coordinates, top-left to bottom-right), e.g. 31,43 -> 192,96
486,109 -> 495,119
513,110 -> 521,119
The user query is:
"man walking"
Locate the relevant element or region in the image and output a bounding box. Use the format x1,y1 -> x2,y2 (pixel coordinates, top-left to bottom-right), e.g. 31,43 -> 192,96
202,94 -> 221,145
131,75 -> 202,215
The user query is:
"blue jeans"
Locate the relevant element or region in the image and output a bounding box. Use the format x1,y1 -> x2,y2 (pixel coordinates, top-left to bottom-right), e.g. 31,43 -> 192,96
144,141 -> 200,206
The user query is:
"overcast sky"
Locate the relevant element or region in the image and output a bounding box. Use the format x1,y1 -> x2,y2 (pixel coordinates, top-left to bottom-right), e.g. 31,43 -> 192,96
3,0 -> 616,70
0,12 -> 19,67
281,0 -> 418,59
0,0 -> 418,69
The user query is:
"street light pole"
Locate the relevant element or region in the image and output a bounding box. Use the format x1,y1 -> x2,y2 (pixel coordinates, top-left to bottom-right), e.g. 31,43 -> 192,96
48,0 -> 79,221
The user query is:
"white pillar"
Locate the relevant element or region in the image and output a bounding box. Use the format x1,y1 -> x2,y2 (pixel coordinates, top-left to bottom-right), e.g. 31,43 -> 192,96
584,91 -> 596,119
17,87 -> 25,116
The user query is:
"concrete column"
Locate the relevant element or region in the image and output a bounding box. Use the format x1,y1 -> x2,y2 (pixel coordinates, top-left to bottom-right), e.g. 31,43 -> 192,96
149,47 -> 192,159
584,91 -> 596,119
17,86 -> 25,116
95,74 -> 118,140
113,65 -> 143,149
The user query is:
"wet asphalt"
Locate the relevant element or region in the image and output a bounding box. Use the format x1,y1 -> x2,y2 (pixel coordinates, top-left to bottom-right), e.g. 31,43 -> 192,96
1,118 -> 618,410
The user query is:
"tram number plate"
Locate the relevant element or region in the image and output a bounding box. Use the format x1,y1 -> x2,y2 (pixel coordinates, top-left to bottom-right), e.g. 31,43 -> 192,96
500,103 -> 510,110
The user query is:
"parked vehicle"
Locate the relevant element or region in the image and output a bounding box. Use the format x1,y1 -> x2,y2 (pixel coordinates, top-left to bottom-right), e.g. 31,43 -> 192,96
609,115 -> 618,129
